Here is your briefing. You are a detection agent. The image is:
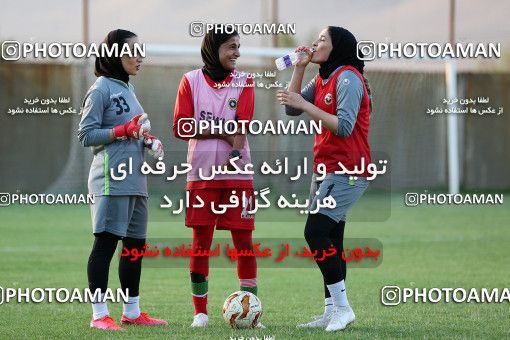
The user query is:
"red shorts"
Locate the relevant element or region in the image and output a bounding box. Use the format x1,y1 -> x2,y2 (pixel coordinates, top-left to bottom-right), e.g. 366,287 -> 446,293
185,188 -> 255,230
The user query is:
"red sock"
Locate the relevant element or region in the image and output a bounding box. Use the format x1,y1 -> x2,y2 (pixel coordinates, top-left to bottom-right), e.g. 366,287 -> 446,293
190,226 -> 214,316
192,295 -> 208,315
231,229 -> 257,279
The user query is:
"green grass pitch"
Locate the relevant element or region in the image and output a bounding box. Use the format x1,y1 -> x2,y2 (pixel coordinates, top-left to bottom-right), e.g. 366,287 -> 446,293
0,193 -> 509,339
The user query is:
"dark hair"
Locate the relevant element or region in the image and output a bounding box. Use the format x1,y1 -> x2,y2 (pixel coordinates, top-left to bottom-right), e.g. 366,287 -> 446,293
94,29 -> 137,83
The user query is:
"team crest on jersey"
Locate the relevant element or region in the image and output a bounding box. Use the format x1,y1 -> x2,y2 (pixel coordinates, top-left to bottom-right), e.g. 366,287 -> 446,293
324,93 -> 333,105
228,98 -> 238,110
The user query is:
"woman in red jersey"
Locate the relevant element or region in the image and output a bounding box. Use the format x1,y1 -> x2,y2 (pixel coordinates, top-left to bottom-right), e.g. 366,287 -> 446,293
278,26 -> 373,332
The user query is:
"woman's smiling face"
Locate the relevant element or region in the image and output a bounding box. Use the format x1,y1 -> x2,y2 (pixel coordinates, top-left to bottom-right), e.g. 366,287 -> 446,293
218,35 -> 241,71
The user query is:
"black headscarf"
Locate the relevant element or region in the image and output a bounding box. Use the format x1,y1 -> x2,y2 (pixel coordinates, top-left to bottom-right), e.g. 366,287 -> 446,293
201,25 -> 239,82
319,26 -> 364,79
94,29 -> 137,84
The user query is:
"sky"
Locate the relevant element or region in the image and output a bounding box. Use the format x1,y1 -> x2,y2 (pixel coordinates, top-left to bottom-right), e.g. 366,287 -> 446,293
2,0 -> 508,44
2,0 -> 509,70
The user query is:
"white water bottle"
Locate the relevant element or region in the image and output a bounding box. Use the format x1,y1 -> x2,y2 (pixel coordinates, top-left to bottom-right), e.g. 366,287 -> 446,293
275,52 -> 298,71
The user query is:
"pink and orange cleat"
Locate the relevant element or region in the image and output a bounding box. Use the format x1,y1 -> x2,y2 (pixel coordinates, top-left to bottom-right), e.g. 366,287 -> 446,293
121,312 -> 168,326
90,316 -> 125,331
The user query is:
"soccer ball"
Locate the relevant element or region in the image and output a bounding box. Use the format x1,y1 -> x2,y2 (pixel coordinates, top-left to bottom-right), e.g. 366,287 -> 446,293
222,291 -> 262,328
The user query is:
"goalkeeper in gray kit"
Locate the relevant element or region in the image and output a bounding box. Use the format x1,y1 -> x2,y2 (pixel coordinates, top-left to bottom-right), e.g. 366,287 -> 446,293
78,29 -> 166,331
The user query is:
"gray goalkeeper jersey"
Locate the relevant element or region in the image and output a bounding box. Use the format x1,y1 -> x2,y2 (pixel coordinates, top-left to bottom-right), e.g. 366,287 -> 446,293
78,76 -> 147,197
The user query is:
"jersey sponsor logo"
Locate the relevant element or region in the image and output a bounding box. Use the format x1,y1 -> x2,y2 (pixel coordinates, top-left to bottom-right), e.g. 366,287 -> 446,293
228,98 -> 238,110
324,93 -> 333,105
110,92 -> 123,99
199,110 -> 226,124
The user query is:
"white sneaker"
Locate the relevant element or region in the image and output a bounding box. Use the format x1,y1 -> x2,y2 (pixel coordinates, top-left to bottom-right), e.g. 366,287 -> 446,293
297,312 -> 332,328
191,313 -> 208,327
325,306 -> 355,332
255,322 -> 266,329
